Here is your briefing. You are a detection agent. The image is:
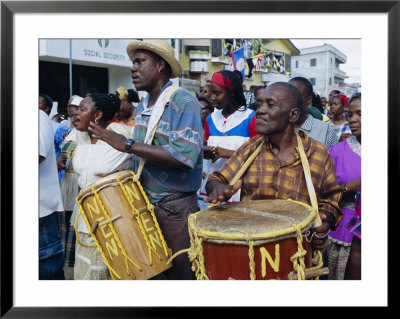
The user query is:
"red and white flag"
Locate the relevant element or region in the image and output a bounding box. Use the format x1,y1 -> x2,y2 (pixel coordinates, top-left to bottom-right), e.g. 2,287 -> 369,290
251,54 -> 264,71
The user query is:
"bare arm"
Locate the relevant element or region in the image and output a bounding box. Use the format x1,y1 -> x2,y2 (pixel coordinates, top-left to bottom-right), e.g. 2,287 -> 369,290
204,179 -> 242,204
88,121 -> 189,170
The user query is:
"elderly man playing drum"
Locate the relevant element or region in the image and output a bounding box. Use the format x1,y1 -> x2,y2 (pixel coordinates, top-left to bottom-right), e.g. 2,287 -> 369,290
205,82 -> 342,251
89,40 -> 203,280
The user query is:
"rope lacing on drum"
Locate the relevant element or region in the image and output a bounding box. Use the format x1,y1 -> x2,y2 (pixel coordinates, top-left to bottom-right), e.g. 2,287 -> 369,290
117,177 -> 159,266
91,186 -> 143,276
130,171 -> 170,259
75,197 -> 127,280
247,234 -> 256,280
175,215 -> 209,280
289,224 -> 307,280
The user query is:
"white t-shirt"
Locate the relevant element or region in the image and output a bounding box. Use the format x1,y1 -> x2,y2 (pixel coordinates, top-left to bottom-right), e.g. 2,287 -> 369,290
39,110 -> 64,218
71,123 -> 133,233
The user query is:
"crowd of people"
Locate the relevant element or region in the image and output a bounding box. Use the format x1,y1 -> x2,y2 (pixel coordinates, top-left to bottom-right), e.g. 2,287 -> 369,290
39,39 -> 361,281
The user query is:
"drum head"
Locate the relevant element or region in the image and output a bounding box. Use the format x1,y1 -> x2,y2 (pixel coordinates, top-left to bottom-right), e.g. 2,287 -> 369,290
192,199 -> 314,244
77,170 -> 136,201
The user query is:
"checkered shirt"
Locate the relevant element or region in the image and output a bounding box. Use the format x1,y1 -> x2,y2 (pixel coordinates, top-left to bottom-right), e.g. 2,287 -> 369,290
208,131 -> 343,229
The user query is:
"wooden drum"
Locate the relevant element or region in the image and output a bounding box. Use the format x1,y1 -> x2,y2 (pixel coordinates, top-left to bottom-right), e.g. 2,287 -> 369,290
75,170 -> 172,280
188,199 -> 322,280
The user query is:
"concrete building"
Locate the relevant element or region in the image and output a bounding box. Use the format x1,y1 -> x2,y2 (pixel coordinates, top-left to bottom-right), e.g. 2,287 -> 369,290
291,43 -> 347,98
39,38 -> 180,116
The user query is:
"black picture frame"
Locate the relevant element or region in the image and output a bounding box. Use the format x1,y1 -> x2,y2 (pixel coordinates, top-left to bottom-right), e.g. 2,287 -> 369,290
1,0 -> 396,317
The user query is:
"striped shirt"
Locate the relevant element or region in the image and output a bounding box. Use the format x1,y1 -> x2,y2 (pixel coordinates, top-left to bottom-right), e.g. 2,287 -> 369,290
208,131 -> 343,229
132,81 -> 203,203
299,114 -> 339,149
328,119 -> 352,140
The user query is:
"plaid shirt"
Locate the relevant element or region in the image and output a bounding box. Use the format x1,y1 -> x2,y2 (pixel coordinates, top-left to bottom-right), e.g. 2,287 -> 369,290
208,131 -> 343,229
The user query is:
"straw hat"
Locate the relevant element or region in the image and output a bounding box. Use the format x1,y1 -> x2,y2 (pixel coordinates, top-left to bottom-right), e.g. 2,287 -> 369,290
126,39 -> 182,79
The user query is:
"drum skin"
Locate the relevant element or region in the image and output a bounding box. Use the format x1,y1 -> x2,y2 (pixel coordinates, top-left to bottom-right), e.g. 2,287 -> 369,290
76,170 -> 171,280
190,200 -> 315,280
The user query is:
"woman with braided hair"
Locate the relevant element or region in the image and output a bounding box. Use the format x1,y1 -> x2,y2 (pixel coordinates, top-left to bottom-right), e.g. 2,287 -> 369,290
70,92 -> 133,280
109,86 -> 140,127
328,93 -> 352,142
198,70 -> 257,208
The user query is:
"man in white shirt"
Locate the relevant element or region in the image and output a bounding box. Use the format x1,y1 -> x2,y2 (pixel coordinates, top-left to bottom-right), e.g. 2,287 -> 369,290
39,109 -> 65,279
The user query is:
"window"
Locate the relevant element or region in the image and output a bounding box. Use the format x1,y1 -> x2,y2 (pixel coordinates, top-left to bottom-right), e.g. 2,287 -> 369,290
295,61 -> 298,68
310,58 -> 317,67
211,39 -> 222,57
329,78 -> 332,85
310,78 -> 316,85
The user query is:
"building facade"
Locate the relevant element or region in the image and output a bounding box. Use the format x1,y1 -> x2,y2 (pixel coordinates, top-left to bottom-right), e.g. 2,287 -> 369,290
290,43 -> 348,98
39,38 -> 299,116
39,38 -> 181,116
179,38 -> 299,91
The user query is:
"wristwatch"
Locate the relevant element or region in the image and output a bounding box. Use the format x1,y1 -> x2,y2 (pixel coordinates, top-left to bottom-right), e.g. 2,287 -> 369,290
343,183 -> 348,193
125,139 -> 135,153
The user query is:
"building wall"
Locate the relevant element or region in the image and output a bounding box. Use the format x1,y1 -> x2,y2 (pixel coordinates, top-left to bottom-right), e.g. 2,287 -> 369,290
292,51 -> 344,98
291,45 -> 348,98
265,40 -> 293,55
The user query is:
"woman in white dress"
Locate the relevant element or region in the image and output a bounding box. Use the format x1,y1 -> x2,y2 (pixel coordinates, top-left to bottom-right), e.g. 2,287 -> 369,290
71,92 -> 133,280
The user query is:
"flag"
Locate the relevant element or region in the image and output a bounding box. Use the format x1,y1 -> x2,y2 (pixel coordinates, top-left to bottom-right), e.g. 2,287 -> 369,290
231,48 -> 246,79
250,53 -> 264,71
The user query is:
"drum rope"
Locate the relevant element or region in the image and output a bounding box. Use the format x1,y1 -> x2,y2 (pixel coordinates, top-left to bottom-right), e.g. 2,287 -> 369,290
185,216 -> 209,280
117,177 -> 158,265
289,224 -> 307,280
130,171 -> 171,258
73,209 -> 96,249
247,238 -> 256,280
91,186 -> 143,275
296,132 -> 322,228
74,199 -> 122,279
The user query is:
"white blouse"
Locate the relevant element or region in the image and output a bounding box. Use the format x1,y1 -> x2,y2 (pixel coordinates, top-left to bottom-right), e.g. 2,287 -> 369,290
71,123 -> 133,233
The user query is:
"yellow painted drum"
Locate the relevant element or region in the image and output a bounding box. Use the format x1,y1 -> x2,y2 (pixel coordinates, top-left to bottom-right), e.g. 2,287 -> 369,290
75,170 -> 172,280
188,199 -> 323,280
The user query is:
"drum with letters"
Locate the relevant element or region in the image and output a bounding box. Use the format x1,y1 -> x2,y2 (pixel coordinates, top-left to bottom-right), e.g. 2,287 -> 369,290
187,199 -> 326,280
75,170 -> 172,280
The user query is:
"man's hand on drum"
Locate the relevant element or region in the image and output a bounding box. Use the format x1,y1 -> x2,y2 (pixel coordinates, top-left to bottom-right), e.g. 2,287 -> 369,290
204,179 -> 242,204
95,166 -> 124,178
311,212 -> 334,250
88,121 -> 126,152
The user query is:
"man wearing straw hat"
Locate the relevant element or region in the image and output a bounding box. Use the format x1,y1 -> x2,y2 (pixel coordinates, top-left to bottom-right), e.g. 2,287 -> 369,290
89,39 -> 203,280
205,82 -> 343,251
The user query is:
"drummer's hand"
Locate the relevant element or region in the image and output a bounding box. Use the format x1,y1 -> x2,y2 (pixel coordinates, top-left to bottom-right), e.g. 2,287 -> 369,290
211,147 -> 232,163
95,166 -> 124,178
311,212 -> 333,250
204,180 -> 242,204
203,146 -> 216,160
56,153 -> 66,171
88,121 -> 126,152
